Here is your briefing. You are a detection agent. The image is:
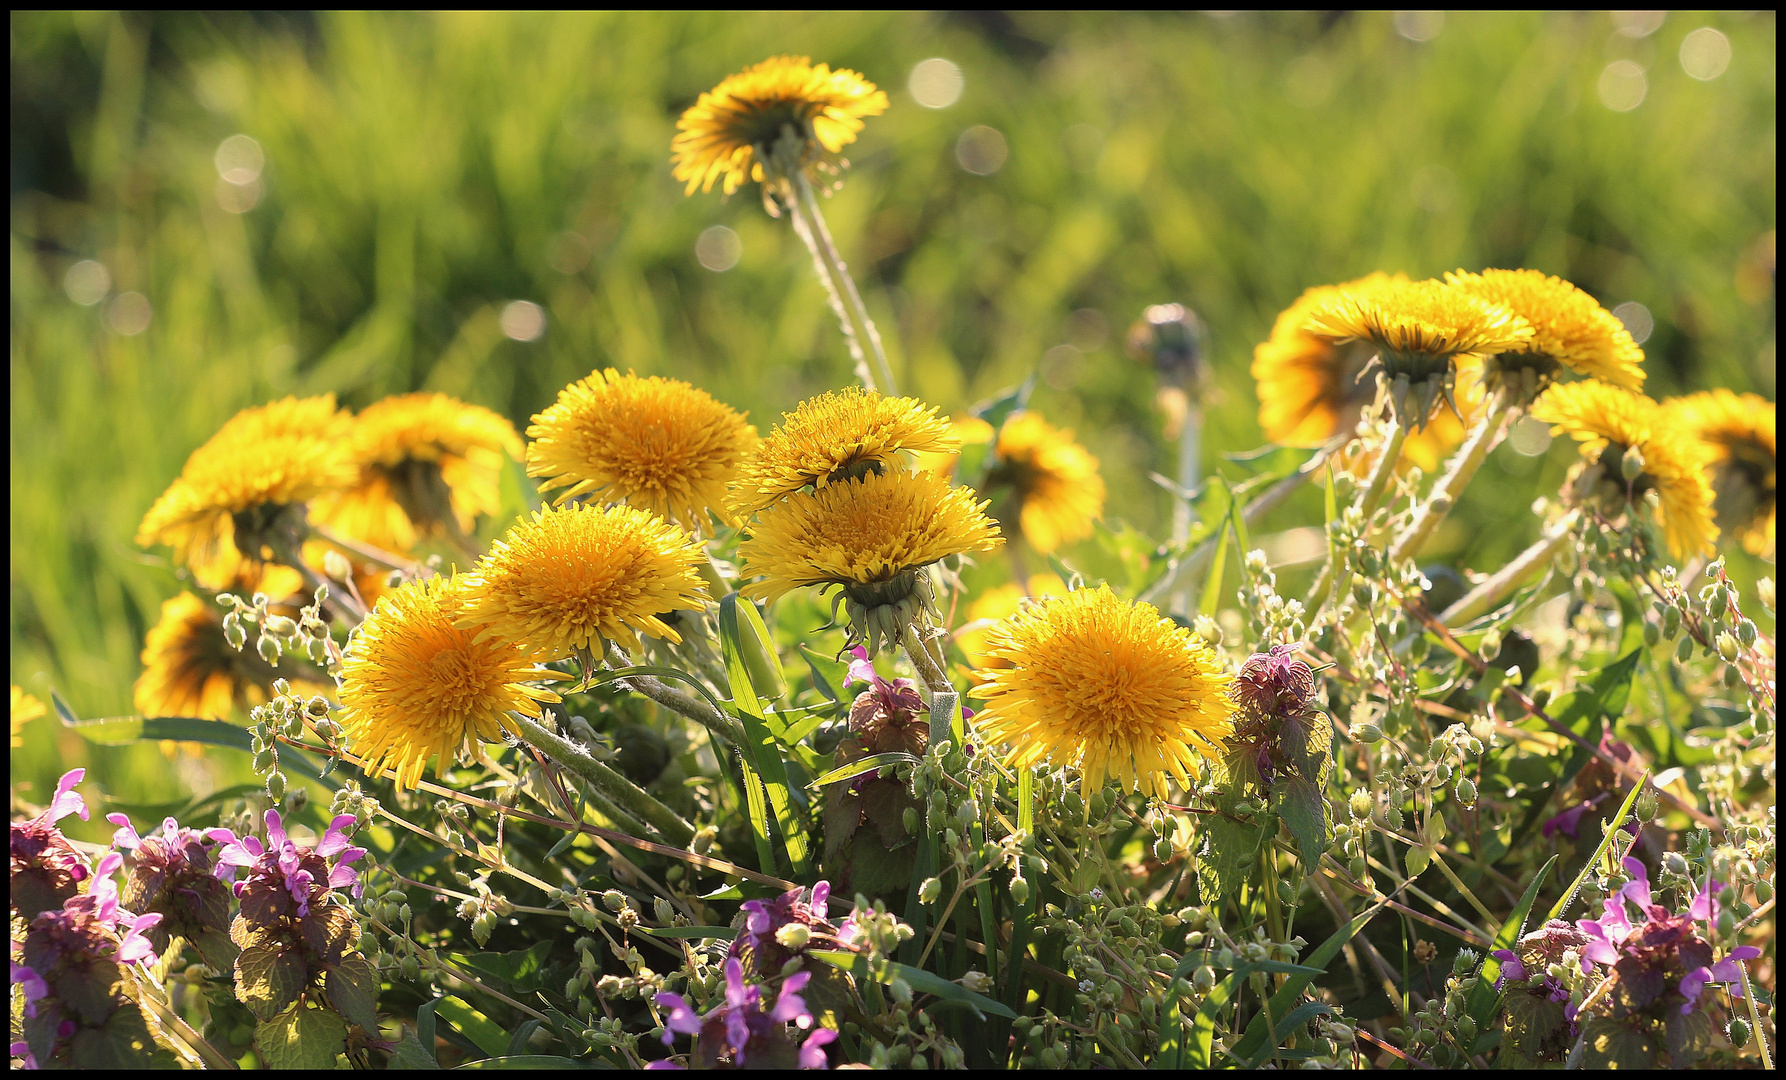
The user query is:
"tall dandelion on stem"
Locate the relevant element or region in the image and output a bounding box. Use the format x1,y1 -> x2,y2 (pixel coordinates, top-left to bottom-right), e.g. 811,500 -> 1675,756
673,55 -> 897,394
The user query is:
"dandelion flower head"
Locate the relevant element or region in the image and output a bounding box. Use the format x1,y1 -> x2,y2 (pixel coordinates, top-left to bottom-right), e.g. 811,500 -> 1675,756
339,575 -> 560,790
312,393 -> 522,553
728,388 -> 957,518
985,412 -> 1105,554
134,592 -> 287,720
1445,269 -> 1645,390
1305,277 -> 1533,387
456,503 -> 710,660
527,369 -> 756,534
1533,381 -> 1718,560
739,468 -> 1001,606
135,395 -> 356,588
1666,389 -> 1775,554
673,56 -> 889,197
972,585 -> 1234,797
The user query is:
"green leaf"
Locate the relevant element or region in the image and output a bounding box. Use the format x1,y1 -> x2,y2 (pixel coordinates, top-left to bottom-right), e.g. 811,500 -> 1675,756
436,995 -> 507,1059
1197,494 -> 1233,619
505,1020 -> 544,1058
1231,900 -> 1386,1064
809,751 -> 922,789
970,376 -> 1036,432
640,926 -> 740,940
1465,854 -> 1557,1053
1577,1017 -> 1658,1069
1241,1001 -> 1334,1067
256,1004 -> 348,1070
800,645 -> 846,703
325,954 -> 381,1030
720,592 -> 811,876
389,1029 -> 442,1070
1545,771 -> 1647,924
1168,959 -> 1320,1070
456,941 -> 553,993
52,695 -> 327,780
809,950 -> 1015,1020
452,1055 -> 584,1070
1272,775 -> 1331,873
1195,813 -> 1263,900
235,944 -> 308,1021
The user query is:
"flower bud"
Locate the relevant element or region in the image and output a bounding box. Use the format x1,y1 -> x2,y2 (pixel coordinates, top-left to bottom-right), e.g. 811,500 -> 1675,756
1348,856 -> 1368,881
775,923 -> 811,950
1634,787 -> 1658,821
222,610 -> 247,650
903,807 -> 920,835
919,876 -> 942,905
1715,632 -> 1739,662
1153,837 -> 1173,863
1355,723 -> 1383,744
1454,778 -> 1477,807
889,977 -> 913,1006
1676,634 -> 1696,663
602,889 -> 628,912
959,970 -> 993,993
1735,619 -> 1757,646
1349,791 -> 1373,819
1008,876 -> 1030,907
1728,1017 -> 1752,1048
1193,966 -> 1216,993
265,770 -> 286,801
257,633 -> 282,665
1619,446 -> 1645,483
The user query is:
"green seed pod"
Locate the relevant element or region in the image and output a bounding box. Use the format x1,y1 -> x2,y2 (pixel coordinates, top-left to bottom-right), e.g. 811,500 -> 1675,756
603,889 -> 628,912
919,876 -> 942,905
1736,619 -> 1757,646
1193,966 -> 1215,993
265,770 -> 286,801
1662,605 -> 1681,638
1153,837 -> 1173,863
1277,880 -> 1297,905
251,749 -> 275,774
1064,790 -> 1085,818
903,807 -> 920,835
257,634 -> 282,666
1716,632 -> 1740,662
1710,587 -> 1730,619
284,787 -> 308,815
1355,723 -> 1383,744
1755,880 -> 1772,904
1009,876 -> 1030,907
1349,791 -> 1373,819
307,637 -> 330,664
1348,856 -> 1368,880
1676,634 -> 1696,664
1728,1017 -> 1752,1047
400,956 -> 421,981
222,611 -> 247,651
1717,907 -> 1736,939
1088,789 -> 1109,818
1455,777 -> 1477,807
1643,620 -> 1661,647
1432,763 -> 1452,786
1634,787 -> 1658,821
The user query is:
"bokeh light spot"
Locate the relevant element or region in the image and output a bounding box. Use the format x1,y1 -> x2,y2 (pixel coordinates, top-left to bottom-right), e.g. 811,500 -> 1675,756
214,134 -> 264,184
1679,28 -> 1732,81
1393,11 -> 1444,42
216,175 -> 262,213
1509,416 -> 1554,457
695,225 -> 742,272
63,260 -> 110,306
105,292 -> 152,336
1612,301 -> 1653,345
956,126 -> 1008,176
1610,10 -> 1666,39
1597,60 -> 1647,112
909,58 -> 964,109
500,300 -> 546,341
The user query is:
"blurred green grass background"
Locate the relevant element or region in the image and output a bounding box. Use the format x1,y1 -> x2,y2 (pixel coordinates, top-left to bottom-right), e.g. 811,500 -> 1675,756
10,11 -> 1776,813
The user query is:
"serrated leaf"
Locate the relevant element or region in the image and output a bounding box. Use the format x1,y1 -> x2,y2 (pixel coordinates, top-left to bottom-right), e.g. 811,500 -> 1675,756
301,903 -> 358,964
1499,990 -> 1568,1065
256,1004 -> 348,1070
1272,775 -> 1331,872
1278,711 -> 1332,786
1195,814 -> 1263,900
236,944 -> 308,1021
69,1004 -> 176,1068
325,954 -> 380,1030
1577,1017 -> 1657,1070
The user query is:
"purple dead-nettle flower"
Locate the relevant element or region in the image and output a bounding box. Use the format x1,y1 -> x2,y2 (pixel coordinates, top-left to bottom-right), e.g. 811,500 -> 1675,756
1493,920 -> 1589,1021
218,810 -> 365,921
1233,644 -> 1319,718
730,880 -> 855,979
652,957 -> 837,1069
842,646 -> 929,753
105,812 -> 239,962
10,769 -> 94,922
1226,645 -> 1329,791
1576,856 -> 1757,1018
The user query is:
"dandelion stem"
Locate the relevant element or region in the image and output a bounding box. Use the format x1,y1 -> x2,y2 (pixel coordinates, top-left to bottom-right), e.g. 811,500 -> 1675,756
785,168 -> 898,395
507,711 -> 695,846
1437,508 -> 1581,626
901,621 -> 954,700
605,641 -> 746,746
1170,404 -> 1202,617
1391,387 -> 1518,562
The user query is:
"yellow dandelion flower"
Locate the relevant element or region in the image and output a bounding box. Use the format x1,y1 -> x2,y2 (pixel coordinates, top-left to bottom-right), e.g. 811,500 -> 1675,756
673,56 -> 889,197
739,468 -> 1002,606
340,575 -> 560,790
456,504 -> 710,660
984,412 -> 1105,554
12,685 -> 46,749
1445,269 -> 1645,390
728,388 -> 957,518
1306,277 -> 1533,364
1533,381 -> 1718,560
1666,390 -> 1776,554
311,393 -> 522,553
527,369 -> 757,534
972,585 -> 1234,796
1253,274 -> 1407,447
136,396 -> 357,588
133,592 -> 296,719
915,415 -> 995,477
954,574 -> 1069,674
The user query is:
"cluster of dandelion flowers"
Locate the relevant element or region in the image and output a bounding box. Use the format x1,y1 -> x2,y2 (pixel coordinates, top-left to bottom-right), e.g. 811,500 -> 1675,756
1444,269 -> 1645,393
133,591 -> 296,720
972,585 -> 1234,796
739,468 -> 1001,607
456,503 -> 709,661
136,395 -> 357,587
311,393 -> 522,553
340,575 -> 560,790
1533,381 -> 1718,560
981,412 -> 1105,554
527,369 -> 757,534
1305,277 -> 1532,425
673,55 -> 889,197
1667,389 -> 1776,554
729,388 -> 957,518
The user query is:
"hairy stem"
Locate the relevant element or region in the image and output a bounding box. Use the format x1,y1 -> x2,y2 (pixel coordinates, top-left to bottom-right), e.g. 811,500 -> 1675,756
508,712 -> 695,845
1437,508 -> 1582,626
785,167 -> 898,395
1391,387 -> 1518,562
605,641 -> 745,746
